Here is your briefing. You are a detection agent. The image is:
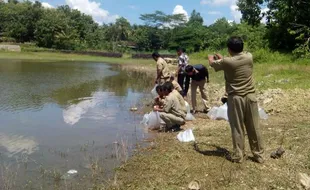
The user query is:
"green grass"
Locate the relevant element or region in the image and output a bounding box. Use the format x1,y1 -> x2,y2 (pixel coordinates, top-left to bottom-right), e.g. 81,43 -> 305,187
0,51 -> 154,65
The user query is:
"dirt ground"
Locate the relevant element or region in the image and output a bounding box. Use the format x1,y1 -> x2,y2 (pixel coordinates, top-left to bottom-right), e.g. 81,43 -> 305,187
103,63 -> 310,190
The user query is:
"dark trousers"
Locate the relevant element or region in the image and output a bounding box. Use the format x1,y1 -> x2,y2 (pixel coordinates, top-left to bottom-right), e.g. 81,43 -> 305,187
177,73 -> 190,97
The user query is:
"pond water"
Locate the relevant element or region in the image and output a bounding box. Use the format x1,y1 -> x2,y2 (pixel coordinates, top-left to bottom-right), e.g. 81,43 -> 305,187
0,59 -> 153,189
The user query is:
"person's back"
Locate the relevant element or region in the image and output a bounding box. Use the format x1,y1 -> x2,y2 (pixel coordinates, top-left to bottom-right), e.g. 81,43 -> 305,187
190,64 -> 209,82
164,92 -> 186,119
171,89 -> 186,114
157,57 -> 170,79
221,52 -> 255,96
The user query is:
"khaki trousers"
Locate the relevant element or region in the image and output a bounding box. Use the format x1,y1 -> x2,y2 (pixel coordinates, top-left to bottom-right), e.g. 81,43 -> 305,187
191,80 -> 209,110
227,93 -> 264,159
159,112 -> 185,128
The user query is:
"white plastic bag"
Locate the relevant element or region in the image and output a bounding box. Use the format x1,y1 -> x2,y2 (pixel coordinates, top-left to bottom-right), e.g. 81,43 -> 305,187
141,111 -> 164,129
185,113 -> 195,121
207,107 -> 219,120
258,108 -> 268,120
185,101 -> 191,113
207,103 -> 228,121
177,129 -> 195,142
151,85 -> 158,98
216,103 -> 228,121
184,101 -> 195,121
207,103 -> 268,121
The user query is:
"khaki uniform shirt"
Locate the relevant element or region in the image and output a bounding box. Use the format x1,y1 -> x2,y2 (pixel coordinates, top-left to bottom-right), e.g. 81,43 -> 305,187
157,57 -> 171,80
163,92 -> 186,119
172,80 -> 182,92
171,89 -> 186,114
210,52 -> 256,96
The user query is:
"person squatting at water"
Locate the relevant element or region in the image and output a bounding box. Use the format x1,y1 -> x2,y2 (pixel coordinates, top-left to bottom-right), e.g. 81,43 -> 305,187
208,36 -> 265,163
153,82 -> 186,131
185,64 -> 210,114
153,85 -> 165,108
152,52 -> 171,85
176,48 -> 190,97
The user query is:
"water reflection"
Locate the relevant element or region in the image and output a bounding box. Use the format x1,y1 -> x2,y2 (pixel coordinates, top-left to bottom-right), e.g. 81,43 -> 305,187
0,133 -> 38,157
63,92 -> 114,125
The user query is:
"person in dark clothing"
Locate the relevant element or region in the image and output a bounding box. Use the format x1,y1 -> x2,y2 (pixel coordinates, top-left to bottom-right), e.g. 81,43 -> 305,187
176,48 -> 190,97
185,64 -> 210,113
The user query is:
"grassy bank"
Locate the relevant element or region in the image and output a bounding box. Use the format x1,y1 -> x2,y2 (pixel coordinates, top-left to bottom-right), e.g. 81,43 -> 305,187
105,82 -> 310,189
0,51 -> 154,65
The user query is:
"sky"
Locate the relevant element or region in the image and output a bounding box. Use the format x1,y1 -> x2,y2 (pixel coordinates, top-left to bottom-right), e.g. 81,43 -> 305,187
33,0 -> 243,25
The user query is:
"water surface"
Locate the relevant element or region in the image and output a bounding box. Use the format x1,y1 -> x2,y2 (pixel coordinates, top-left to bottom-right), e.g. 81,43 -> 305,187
0,59 -> 152,189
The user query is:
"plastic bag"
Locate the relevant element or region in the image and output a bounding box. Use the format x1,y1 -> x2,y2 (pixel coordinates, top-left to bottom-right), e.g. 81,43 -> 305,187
177,129 -> 195,142
207,103 -> 228,121
185,113 -> 195,121
258,108 -> 268,120
151,85 -> 158,98
207,107 -> 219,120
184,101 -> 195,121
141,111 -> 164,129
185,101 -> 191,113
216,103 -> 228,121
207,103 -> 268,121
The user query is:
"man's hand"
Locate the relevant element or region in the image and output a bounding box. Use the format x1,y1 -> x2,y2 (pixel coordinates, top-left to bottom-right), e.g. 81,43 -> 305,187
153,105 -> 159,111
208,55 -> 214,65
215,53 -> 223,60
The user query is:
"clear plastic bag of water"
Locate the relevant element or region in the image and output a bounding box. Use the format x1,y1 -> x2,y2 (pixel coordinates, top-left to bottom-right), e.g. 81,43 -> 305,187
184,101 -> 195,121
141,111 -> 164,129
177,129 -> 195,142
258,108 -> 268,120
151,85 -> 158,98
207,103 -> 268,121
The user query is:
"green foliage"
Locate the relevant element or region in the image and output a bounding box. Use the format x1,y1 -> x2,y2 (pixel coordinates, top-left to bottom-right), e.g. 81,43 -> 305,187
140,11 -> 186,28
237,0 -> 310,57
0,0 -> 309,59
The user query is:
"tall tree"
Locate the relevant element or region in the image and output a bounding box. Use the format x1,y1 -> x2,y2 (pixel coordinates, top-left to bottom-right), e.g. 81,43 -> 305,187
188,10 -> 204,26
140,11 -> 186,28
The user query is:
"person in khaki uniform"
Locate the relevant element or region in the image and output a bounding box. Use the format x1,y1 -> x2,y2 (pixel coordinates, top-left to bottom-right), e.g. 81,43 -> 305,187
152,52 -> 171,85
208,36 -> 264,163
153,85 -> 165,108
153,82 -> 186,131
171,88 -> 187,115
170,76 -> 183,93
185,64 -> 210,114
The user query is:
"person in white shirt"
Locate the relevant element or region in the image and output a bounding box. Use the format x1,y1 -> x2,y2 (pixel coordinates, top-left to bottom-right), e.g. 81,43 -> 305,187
176,48 -> 190,98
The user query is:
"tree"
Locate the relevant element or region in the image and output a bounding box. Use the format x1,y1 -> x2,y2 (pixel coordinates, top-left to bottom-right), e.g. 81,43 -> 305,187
237,0 -> 310,52
35,9 -> 78,49
188,10 -> 204,26
140,11 -> 186,28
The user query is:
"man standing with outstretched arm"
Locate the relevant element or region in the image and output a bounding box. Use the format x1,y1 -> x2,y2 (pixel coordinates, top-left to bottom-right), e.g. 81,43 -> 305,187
208,36 -> 264,163
176,48 -> 190,97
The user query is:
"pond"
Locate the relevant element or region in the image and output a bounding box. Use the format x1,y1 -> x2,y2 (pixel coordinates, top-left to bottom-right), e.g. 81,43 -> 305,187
0,59 -> 153,189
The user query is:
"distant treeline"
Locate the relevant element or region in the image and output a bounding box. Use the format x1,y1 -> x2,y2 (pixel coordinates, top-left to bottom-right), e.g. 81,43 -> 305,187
0,0 -> 309,57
